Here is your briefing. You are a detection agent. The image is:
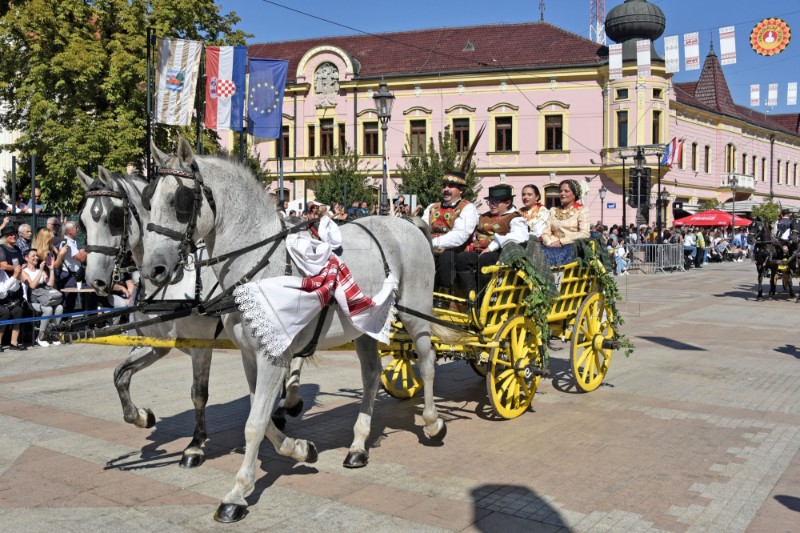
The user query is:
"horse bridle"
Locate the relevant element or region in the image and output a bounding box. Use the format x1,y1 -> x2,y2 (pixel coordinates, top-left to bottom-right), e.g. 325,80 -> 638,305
82,183 -> 142,283
144,162 -> 217,270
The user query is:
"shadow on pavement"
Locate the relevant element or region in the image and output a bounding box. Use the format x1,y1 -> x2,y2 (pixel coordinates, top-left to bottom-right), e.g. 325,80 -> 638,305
775,344 -> 800,358
774,494 -> 800,512
637,336 -> 707,351
471,484 -> 572,532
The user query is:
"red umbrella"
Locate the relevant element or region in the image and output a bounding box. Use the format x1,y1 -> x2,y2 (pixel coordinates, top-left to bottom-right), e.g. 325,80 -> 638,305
672,209 -> 752,227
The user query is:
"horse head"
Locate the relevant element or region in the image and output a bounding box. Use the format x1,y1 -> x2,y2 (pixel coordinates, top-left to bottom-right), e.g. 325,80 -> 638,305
142,137 -> 217,286
78,167 -> 145,296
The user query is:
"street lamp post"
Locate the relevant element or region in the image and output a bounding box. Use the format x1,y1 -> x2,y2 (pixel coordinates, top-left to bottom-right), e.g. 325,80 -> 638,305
599,185 -> 608,228
660,189 -> 670,232
620,155 -> 627,234
730,176 -> 738,239
656,150 -> 663,236
373,78 -> 395,215
633,147 -> 645,227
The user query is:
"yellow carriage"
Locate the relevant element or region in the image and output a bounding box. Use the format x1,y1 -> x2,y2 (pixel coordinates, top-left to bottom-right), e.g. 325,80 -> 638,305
381,242 -> 618,419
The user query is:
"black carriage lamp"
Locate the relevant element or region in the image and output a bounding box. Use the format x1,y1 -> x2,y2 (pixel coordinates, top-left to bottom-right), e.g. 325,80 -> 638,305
660,188 -> 670,229
373,78 -> 395,215
730,175 -> 738,236
599,185 -> 608,228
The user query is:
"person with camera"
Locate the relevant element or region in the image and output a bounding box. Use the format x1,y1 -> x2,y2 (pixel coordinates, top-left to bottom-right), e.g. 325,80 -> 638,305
21,248 -> 63,347
0,225 -> 26,350
56,221 -> 87,314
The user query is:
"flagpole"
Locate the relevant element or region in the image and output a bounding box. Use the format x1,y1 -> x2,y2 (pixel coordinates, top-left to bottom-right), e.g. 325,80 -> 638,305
145,27 -> 154,178
196,46 -> 205,155
278,123 -> 285,205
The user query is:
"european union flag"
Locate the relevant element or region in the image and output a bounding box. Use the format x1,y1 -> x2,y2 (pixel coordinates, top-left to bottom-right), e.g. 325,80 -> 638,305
247,58 -> 289,139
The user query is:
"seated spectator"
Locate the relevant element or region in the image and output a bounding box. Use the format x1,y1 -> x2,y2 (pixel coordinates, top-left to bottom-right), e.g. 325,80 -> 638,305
0,241 -> 26,350
21,249 -> 63,347
16,224 -> 32,255
614,238 -> 629,275
346,200 -> 361,219
14,194 -> 30,214
332,203 -> 348,222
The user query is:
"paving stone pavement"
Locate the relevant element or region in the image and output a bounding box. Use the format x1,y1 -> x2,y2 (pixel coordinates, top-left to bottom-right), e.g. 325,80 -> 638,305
0,261 -> 798,532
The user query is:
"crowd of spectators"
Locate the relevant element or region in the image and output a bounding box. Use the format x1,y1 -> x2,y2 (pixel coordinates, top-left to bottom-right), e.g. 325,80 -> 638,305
592,221 -> 752,275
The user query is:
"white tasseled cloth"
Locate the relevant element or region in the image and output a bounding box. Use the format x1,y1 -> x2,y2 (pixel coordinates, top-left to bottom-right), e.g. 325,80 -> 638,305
233,235 -> 397,366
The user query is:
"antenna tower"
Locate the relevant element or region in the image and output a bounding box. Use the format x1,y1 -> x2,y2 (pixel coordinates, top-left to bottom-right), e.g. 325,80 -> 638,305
539,0 -> 545,21
589,0 -> 606,44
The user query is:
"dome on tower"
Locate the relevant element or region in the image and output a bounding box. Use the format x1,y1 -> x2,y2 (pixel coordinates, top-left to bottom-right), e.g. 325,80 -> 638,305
605,0 -> 666,44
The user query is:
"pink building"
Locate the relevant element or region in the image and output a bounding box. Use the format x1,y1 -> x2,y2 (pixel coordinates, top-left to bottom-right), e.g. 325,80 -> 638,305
244,0 -> 800,226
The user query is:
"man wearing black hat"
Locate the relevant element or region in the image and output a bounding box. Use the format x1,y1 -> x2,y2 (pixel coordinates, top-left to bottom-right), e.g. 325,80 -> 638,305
454,184 -> 528,297
422,170 -> 479,290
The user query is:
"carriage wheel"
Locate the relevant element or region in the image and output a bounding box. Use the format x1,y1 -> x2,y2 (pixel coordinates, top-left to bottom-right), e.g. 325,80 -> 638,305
380,351 -> 423,399
570,292 -> 614,392
486,316 -> 543,419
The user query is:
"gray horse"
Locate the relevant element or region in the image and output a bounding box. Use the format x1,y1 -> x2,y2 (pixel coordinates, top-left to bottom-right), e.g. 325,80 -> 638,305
76,167 -> 228,468
140,138 -> 443,522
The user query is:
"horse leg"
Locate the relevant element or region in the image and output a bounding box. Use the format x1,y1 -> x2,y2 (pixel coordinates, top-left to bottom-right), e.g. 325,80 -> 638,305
271,356 -> 305,431
216,355 -> 317,523
342,335 -> 381,468
405,317 -> 445,440
113,346 -> 170,428
179,348 -> 212,468
756,267 -> 764,300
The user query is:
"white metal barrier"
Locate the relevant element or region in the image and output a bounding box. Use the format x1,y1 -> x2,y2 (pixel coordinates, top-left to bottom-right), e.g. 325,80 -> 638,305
626,243 -> 686,274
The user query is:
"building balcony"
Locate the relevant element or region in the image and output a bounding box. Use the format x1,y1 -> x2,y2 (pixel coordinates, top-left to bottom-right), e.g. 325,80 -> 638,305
721,173 -> 755,191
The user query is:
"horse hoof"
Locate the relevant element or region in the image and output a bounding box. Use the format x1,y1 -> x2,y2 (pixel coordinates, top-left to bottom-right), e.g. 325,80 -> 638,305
428,421 -> 448,442
343,451 -> 368,468
305,443 -> 319,464
286,398 -> 304,418
271,413 -> 287,431
144,410 -> 156,429
214,503 -> 247,523
179,453 -> 205,469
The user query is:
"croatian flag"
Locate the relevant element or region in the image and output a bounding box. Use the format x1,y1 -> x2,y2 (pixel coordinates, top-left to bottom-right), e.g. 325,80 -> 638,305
661,137 -> 684,167
204,46 -> 247,131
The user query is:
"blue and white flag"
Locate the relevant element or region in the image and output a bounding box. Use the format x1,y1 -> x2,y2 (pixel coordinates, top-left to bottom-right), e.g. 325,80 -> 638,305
247,58 -> 289,139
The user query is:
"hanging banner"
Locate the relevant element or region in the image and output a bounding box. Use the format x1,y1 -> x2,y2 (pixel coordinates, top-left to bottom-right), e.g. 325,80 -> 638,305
719,26 -> 737,65
637,40 -> 651,77
609,43 -> 623,80
154,37 -> 203,127
684,32 -> 700,71
750,84 -> 760,107
664,35 -> 680,73
768,83 -> 778,107
204,46 -> 248,131
750,18 -> 791,56
788,82 -> 797,106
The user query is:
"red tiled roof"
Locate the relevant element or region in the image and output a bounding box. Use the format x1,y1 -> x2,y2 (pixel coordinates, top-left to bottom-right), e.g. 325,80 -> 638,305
248,22 -> 607,80
674,52 -> 800,137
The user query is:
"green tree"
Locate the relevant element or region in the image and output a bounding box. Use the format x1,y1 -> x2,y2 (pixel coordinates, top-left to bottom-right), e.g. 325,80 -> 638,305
751,200 -> 780,224
311,145 -> 376,208
396,130 -> 482,209
0,0 -> 249,211
697,198 -> 721,212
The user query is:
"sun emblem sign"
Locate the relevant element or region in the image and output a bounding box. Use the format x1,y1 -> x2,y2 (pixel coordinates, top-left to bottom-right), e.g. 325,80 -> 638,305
750,18 -> 791,56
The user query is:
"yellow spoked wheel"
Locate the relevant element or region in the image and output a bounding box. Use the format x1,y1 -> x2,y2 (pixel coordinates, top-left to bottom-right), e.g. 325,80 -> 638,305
486,316 -> 543,419
570,292 -> 614,392
380,351 -> 423,399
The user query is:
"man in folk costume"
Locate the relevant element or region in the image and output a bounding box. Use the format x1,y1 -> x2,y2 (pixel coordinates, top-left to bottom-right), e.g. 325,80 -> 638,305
422,124 -> 485,291
454,184 -> 529,298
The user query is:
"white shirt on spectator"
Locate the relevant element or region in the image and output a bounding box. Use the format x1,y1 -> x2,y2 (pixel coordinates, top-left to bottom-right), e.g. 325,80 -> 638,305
0,269 -> 20,299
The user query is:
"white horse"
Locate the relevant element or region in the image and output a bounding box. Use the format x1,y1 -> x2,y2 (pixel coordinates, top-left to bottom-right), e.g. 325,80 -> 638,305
140,138 -> 443,522
76,167 -> 231,468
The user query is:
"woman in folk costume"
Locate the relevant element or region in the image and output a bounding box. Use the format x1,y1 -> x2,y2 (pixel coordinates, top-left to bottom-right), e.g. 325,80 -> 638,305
422,124 -> 485,291
454,184 -> 529,297
541,179 -> 591,265
519,184 -> 549,238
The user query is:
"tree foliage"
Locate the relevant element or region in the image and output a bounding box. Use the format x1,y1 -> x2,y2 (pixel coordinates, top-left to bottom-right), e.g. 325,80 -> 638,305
396,130 -> 482,210
751,200 -> 780,224
311,145 -> 377,208
0,0 -> 249,211
697,198 -> 721,212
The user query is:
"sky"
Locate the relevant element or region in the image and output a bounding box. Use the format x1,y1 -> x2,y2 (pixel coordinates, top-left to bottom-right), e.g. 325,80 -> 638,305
219,0 -> 800,115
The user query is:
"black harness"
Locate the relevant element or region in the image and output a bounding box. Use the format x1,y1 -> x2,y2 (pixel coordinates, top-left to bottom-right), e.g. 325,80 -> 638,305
81,182 -> 143,284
